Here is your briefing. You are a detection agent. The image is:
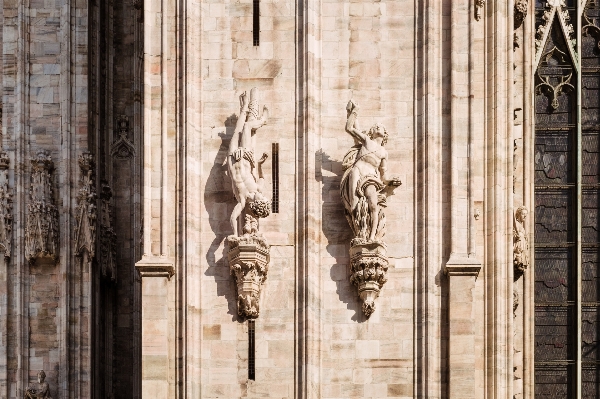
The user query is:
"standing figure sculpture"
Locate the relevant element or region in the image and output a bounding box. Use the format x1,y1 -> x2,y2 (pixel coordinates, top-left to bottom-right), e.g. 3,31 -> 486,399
341,99 -> 402,244
227,87 -> 270,236
513,206 -> 529,280
25,371 -> 52,399
226,88 -> 272,319
340,99 -> 401,317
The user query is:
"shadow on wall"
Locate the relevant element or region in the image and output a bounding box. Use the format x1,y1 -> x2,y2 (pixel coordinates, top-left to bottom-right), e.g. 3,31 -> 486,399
203,114 -> 240,321
319,149 -> 367,322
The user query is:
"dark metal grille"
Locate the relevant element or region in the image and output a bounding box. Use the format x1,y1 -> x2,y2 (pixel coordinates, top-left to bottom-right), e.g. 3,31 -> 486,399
272,143 -> 279,213
248,320 -> 256,380
253,0 -> 260,46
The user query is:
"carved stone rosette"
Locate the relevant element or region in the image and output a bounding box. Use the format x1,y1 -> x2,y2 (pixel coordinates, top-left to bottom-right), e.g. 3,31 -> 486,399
0,152 -> 13,258
349,242 -> 389,317
99,182 -> 117,281
25,151 -> 59,263
75,153 -> 97,259
227,230 -> 270,319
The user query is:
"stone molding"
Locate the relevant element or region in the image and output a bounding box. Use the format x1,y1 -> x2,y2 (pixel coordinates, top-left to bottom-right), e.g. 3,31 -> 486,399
74,153 -> 97,259
25,151 -> 59,263
444,255 -> 482,277
135,255 -> 175,279
0,152 -> 13,258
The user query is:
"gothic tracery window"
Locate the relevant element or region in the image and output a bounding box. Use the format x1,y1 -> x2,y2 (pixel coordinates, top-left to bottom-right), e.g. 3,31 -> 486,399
535,0 -> 600,396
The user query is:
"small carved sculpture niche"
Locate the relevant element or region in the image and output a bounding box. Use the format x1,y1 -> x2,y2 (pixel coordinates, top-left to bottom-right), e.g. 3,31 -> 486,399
513,206 -> 529,281
25,370 -> 52,399
25,151 -> 59,264
340,99 -> 402,317
226,87 -> 272,319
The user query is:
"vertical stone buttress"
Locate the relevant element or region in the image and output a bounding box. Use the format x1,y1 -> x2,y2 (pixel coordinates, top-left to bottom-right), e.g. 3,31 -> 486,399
135,0 -> 177,397
2,1 -> 90,398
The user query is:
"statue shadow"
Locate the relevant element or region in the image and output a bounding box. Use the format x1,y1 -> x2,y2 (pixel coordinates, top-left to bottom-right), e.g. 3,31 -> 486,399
318,149 -> 367,322
203,114 -> 242,322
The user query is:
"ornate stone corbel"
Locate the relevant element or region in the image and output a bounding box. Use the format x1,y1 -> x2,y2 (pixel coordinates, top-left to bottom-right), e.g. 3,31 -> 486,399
25,151 -> 59,263
74,153 -> 97,259
99,181 -> 117,281
513,206 -> 529,281
111,115 -> 136,159
0,152 -> 13,258
226,88 -> 271,319
341,100 -> 402,317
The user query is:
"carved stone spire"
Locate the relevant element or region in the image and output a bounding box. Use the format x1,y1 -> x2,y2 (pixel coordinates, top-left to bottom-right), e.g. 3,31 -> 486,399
0,152 -> 13,258
99,181 -> 117,281
75,153 -> 97,259
25,151 -> 59,263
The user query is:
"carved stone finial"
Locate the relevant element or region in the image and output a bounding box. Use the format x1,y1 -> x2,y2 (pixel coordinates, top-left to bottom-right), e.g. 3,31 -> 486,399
341,99 -> 401,317
513,206 -> 529,280
226,88 -> 272,319
0,152 -> 13,258
25,370 -> 52,399
75,153 -> 97,259
99,181 -> 117,281
26,151 -> 59,263
514,0 -> 528,29
475,0 -> 486,21
111,115 -> 135,159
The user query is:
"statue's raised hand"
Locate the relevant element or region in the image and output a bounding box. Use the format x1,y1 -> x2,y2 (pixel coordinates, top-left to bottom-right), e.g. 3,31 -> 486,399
258,152 -> 268,164
239,91 -> 248,111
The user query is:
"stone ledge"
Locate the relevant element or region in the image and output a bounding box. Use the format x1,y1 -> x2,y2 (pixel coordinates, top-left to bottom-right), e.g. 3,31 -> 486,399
135,255 -> 175,279
444,254 -> 482,277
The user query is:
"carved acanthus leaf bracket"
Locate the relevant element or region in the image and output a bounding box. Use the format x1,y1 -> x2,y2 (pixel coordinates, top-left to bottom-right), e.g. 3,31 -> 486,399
99,181 -> 117,281
0,152 -> 13,258
75,153 -> 97,259
350,243 -> 389,317
25,151 -> 59,263
111,115 -> 136,159
475,0 -> 486,21
227,223 -> 270,319
513,206 -> 530,281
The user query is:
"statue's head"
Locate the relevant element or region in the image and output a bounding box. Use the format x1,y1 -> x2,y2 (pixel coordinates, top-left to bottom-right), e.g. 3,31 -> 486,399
368,123 -> 388,146
248,87 -> 260,120
515,206 -> 528,223
37,370 -> 46,383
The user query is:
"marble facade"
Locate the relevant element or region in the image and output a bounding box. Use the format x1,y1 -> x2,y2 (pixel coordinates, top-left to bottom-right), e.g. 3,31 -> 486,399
0,0 -> 535,398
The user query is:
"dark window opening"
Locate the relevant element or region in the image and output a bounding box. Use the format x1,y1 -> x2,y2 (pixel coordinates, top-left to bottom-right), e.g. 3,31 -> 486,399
253,0 -> 260,46
272,143 -> 279,213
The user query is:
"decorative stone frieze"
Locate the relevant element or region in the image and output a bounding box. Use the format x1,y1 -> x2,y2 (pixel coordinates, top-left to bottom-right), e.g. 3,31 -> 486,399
25,370 -> 52,399
0,152 -> 13,258
75,153 -> 97,259
513,206 -> 529,281
99,182 -> 117,281
226,88 -> 271,319
341,100 -> 401,317
111,115 -> 136,159
26,151 -> 59,263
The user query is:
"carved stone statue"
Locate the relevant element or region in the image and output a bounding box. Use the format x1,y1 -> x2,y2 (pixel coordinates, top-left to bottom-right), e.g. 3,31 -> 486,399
341,99 -> 401,317
341,100 -> 401,245
226,88 -> 272,319
227,87 -> 270,236
25,370 -> 52,399
513,206 -> 529,280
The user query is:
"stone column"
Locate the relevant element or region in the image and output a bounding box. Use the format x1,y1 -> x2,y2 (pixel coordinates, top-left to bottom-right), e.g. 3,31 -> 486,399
445,0 -> 482,397
136,0 -> 178,396
445,264 -> 481,398
136,259 -> 175,399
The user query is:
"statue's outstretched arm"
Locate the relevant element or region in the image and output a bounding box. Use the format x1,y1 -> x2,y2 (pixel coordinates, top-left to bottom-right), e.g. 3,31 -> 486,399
345,100 -> 367,143
229,92 -> 249,154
